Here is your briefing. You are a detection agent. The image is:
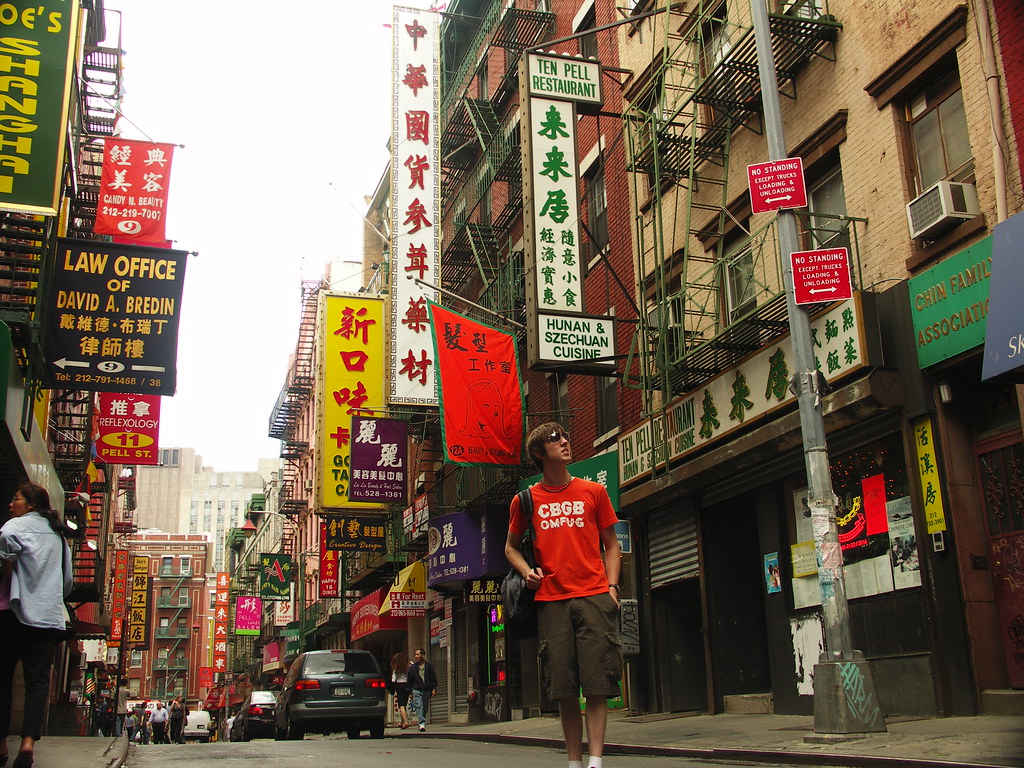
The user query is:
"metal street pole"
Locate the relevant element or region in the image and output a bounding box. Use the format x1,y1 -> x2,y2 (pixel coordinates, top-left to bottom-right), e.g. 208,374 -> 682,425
749,1 -> 884,736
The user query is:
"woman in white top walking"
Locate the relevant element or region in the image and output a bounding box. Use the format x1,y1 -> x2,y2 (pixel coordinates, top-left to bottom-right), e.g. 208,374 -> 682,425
390,652 -> 411,729
0,482 -> 73,768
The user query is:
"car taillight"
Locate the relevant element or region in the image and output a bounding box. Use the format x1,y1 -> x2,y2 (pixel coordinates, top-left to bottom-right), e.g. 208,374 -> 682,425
295,679 -> 321,690
364,678 -> 387,689
248,705 -> 263,715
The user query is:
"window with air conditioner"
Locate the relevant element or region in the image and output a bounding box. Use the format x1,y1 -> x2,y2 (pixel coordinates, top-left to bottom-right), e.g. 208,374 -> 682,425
907,69 -> 972,192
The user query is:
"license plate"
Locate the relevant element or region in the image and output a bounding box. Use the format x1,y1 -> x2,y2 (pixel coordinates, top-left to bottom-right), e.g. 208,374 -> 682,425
333,686 -> 352,697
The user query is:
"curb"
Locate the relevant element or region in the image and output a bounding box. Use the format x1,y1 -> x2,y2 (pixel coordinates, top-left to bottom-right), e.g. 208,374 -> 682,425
405,730 -> 1014,768
101,735 -> 130,768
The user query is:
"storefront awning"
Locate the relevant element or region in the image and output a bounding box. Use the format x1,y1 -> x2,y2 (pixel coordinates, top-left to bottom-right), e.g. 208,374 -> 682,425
72,619 -> 110,639
378,561 -> 426,616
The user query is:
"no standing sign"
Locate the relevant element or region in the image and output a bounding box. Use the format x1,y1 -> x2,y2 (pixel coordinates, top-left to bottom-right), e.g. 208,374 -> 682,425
791,247 -> 853,305
747,157 -> 807,214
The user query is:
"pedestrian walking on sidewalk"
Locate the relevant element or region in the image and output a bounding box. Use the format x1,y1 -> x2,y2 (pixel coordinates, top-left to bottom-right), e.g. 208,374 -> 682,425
150,701 -> 169,744
115,686 -> 130,736
390,652 -> 411,729
169,696 -> 187,743
0,482 -> 74,768
407,649 -> 437,731
505,423 -> 623,768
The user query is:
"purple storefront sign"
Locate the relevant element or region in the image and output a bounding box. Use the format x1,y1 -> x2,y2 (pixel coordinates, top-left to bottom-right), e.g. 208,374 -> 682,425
349,416 -> 408,503
427,505 -> 509,586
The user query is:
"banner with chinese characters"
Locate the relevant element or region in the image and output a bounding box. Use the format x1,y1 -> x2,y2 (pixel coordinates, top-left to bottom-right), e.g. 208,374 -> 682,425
390,6 -> 440,405
323,514 -> 387,553
349,416 -> 408,503
428,302 -> 524,466
319,522 -> 339,598
0,2 -> 80,215
109,550 -> 130,647
403,492 -> 430,538
44,240 -> 187,395
234,596 -> 261,636
96,393 -> 160,464
319,294 -> 386,508
258,553 -> 292,601
127,556 -> 150,648
912,416 -> 947,534
618,294 -> 875,486
94,139 -> 176,243
214,572 -> 229,675
198,666 -> 213,688
523,93 -> 583,315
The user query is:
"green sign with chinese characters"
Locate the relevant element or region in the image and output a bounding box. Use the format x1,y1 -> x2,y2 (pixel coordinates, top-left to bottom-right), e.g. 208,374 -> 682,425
618,295 -> 874,486
522,450 -> 619,509
259,553 -> 292,601
0,2 -> 80,215
907,236 -> 992,368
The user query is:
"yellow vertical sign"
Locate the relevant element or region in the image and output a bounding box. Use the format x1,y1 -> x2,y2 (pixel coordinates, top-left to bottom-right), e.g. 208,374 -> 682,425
320,294 -> 386,508
128,556 -> 150,647
912,415 -> 947,534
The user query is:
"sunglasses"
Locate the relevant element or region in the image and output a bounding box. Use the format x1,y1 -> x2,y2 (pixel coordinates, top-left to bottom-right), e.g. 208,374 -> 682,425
546,431 -> 570,444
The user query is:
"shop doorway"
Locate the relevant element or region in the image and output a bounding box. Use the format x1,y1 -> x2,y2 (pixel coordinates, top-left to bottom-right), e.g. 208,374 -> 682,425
702,494 -> 771,708
975,431 -> 1024,688
650,576 -> 707,711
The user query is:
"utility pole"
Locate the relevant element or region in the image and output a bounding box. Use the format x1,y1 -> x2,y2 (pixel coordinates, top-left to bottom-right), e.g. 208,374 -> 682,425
749,1 -> 885,736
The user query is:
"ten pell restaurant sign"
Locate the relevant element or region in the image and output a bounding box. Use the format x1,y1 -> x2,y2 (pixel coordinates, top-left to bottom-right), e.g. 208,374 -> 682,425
521,51 -> 616,374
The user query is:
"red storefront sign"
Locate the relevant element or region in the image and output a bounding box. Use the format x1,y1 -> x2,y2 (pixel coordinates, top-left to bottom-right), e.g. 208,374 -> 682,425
95,393 -> 160,464
94,138 -> 175,243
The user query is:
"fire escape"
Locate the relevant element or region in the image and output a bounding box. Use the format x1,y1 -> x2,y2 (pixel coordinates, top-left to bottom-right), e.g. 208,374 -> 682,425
268,281 -> 321,551
623,1 -> 859,417
434,0 -> 554,510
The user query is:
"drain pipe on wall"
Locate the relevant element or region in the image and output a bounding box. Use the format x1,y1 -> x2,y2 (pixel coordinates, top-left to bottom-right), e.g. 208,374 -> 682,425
971,0 -> 1009,223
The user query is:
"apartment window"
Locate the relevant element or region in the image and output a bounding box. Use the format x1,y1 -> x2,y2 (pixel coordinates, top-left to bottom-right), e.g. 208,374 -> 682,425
157,647 -> 168,660
906,68 -> 972,193
807,164 -> 849,250
577,5 -> 598,61
551,373 -> 569,418
179,557 -> 191,576
159,617 -> 169,628
130,650 -> 142,668
160,586 -> 170,600
476,56 -> 488,100
596,375 -> 618,436
700,3 -> 732,73
709,218 -> 755,325
161,556 -> 172,574
583,159 -> 608,259
179,588 -> 188,603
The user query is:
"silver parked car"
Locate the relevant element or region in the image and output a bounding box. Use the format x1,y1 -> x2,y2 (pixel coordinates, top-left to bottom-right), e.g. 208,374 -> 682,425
274,649 -> 387,740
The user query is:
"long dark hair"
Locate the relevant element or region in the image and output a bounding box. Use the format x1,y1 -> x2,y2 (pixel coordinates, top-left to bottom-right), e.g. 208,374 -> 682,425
17,481 -> 68,537
392,651 -> 408,674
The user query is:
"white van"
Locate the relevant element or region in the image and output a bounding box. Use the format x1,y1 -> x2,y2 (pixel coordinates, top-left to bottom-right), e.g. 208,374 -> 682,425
182,709 -> 212,743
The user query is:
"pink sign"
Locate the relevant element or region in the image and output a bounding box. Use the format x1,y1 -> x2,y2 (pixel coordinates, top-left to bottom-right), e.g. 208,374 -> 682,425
234,596 -> 261,636
96,393 -> 161,464
747,157 -> 806,214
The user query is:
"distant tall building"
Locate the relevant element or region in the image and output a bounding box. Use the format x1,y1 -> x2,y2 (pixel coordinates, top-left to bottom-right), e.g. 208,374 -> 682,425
135,449 -> 282,572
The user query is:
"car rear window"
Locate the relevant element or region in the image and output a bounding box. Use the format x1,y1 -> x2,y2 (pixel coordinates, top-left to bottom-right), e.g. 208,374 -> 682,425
250,692 -> 276,704
302,652 -> 379,675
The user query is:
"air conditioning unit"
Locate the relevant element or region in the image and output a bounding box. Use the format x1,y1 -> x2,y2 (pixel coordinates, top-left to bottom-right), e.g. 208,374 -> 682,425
906,180 -> 979,240
304,479 -> 314,491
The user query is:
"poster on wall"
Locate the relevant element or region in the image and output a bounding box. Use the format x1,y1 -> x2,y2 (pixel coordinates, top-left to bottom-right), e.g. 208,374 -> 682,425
887,496 -> 921,590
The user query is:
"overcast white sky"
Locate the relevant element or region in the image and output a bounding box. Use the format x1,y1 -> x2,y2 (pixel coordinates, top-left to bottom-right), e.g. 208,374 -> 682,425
105,1 -> 403,470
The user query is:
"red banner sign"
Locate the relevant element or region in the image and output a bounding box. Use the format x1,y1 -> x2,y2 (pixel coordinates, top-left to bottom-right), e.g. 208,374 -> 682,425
319,523 -> 339,598
109,550 -> 130,646
214,572 -> 229,675
94,138 -> 175,243
198,666 -> 213,687
96,393 -> 160,464
428,302 -> 524,466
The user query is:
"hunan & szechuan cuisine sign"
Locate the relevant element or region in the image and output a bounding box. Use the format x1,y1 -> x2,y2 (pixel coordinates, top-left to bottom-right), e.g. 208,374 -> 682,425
43,240 -> 187,396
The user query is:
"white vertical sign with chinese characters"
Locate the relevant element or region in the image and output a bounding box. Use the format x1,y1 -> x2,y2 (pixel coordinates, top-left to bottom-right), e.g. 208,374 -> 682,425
390,6 -> 440,405
526,96 -> 584,313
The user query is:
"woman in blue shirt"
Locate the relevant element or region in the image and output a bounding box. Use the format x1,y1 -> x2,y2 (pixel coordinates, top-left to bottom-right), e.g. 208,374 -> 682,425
0,482 -> 73,768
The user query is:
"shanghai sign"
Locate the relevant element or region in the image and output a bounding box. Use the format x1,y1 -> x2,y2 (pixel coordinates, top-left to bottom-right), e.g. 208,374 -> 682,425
44,240 -> 187,395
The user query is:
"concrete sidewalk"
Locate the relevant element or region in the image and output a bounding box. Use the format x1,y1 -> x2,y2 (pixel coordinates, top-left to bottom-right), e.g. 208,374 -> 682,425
3,733 -> 128,768
405,710 -> 1024,768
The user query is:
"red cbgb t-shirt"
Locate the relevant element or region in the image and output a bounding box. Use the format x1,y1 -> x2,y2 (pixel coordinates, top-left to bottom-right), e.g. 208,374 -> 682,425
508,478 -> 618,601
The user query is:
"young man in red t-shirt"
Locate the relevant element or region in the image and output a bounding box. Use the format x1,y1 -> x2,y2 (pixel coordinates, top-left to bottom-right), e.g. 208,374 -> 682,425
505,422 -> 622,768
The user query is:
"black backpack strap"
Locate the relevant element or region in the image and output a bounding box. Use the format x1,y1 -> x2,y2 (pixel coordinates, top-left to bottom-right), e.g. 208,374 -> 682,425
519,488 -> 533,535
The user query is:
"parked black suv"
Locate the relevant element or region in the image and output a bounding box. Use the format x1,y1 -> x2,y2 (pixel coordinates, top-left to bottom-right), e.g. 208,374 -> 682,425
274,649 -> 387,740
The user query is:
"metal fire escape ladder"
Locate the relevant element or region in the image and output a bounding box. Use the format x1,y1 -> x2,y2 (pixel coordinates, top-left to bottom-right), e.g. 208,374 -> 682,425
439,0 -> 553,295
163,575 -> 189,692
625,1 -> 843,473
